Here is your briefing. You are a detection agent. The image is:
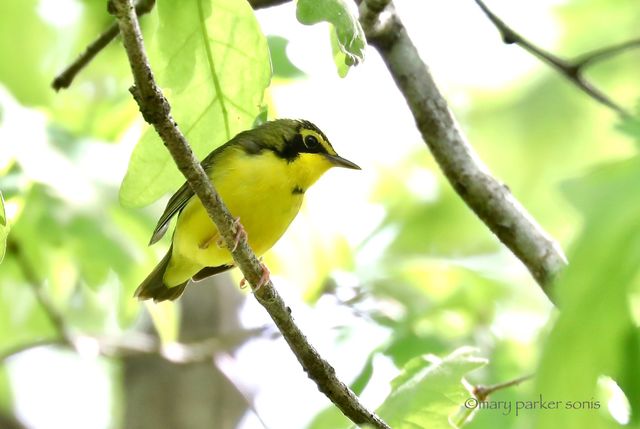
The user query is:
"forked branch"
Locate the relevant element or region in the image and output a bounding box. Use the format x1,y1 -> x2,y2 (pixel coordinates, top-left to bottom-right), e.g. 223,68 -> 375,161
474,0 -> 632,117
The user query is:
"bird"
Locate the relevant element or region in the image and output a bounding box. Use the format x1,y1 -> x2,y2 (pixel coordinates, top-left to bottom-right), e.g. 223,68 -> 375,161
134,119 -> 361,302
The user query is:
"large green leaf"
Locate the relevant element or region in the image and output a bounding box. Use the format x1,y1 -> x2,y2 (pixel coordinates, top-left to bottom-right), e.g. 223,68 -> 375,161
377,347 -> 487,429
533,156 -> 640,429
0,0 -> 55,106
296,0 -> 366,76
120,0 -> 271,207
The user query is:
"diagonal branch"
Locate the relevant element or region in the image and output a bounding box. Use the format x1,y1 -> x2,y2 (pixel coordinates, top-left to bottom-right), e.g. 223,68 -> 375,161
106,0 -> 389,427
473,0 -> 630,117
359,0 -> 568,302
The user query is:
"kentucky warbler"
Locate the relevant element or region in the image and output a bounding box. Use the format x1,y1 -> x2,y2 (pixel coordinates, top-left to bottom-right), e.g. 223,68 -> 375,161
135,119 -> 360,302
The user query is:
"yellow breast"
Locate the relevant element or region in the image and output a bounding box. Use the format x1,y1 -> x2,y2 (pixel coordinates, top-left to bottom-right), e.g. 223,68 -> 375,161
164,147 -> 331,286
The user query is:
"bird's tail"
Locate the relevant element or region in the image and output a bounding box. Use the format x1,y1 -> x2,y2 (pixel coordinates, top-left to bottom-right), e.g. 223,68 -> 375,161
134,246 -> 188,302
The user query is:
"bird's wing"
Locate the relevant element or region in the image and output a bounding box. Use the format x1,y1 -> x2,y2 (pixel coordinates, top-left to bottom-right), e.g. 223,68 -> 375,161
148,135 -> 264,246
148,181 -> 194,245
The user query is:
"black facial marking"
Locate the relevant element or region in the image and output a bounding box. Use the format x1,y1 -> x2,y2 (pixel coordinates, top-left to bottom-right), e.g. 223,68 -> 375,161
277,132 -> 326,163
292,185 -> 305,195
278,133 -> 303,162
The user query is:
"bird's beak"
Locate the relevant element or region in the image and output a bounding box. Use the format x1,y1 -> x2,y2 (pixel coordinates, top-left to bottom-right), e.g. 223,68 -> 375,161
324,154 -> 361,170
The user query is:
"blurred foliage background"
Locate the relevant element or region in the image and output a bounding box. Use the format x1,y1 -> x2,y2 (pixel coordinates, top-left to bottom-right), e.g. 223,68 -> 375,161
0,0 -> 639,428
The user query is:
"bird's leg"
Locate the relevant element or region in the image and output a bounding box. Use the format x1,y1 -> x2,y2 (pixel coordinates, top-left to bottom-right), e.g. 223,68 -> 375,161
199,217 -> 245,250
239,260 -> 271,291
199,234 -> 220,249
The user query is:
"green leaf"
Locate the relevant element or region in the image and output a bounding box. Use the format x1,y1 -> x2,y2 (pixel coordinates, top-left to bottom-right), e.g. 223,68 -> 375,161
377,347 -> 487,429
330,28 -> 350,78
267,35 -> 305,79
534,156 -> 640,429
0,0 -> 55,106
0,192 -> 7,264
120,0 -> 271,207
0,366 -> 13,414
616,116 -> 640,146
296,0 -> 366,75
307,406 -> 351,429
351,353 -> 375,395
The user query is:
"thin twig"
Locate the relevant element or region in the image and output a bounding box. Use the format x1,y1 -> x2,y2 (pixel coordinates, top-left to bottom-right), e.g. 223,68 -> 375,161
51,0 -> 289,91
359,0 -> 568,302
474,0 -> 630,117
52,0 -> 156,91
106,0 -> 389,427
454,374 -> 534,426
472,374 -> 534,401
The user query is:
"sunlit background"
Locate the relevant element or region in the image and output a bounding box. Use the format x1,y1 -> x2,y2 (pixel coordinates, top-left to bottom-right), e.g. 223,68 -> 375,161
1,0 -> 638,428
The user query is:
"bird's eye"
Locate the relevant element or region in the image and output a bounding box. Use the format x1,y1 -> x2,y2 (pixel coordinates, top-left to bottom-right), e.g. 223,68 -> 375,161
304,135 -> 319,148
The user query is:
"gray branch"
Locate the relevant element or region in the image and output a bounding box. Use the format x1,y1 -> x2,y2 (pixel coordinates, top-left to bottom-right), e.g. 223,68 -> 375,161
359,0 -> 568,301
473,0 -> 630,117
106,0 -> 389,427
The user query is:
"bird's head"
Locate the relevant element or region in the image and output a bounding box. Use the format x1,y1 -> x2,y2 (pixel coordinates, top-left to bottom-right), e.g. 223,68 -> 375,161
254,119 -> 360,167
252,119 -> 360,190
277,119 -> 360,169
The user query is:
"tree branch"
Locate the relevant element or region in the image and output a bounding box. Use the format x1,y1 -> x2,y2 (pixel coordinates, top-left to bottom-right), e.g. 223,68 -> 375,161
106,0 -> 389,427
359,0 -> 568,302
474,0 -> 631,117
51,0 -> 289,91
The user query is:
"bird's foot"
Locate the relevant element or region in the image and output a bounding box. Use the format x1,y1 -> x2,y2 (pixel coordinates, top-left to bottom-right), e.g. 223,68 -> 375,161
202,218 -> 245,250
255,262 -> 271,291
239,261 -> 271,291
199,234 -> 219,249
230,217 -> 246,252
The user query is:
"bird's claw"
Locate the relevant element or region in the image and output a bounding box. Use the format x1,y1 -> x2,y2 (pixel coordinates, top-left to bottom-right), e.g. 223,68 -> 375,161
231,217 -> 246,252
239,261 -> 271,291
